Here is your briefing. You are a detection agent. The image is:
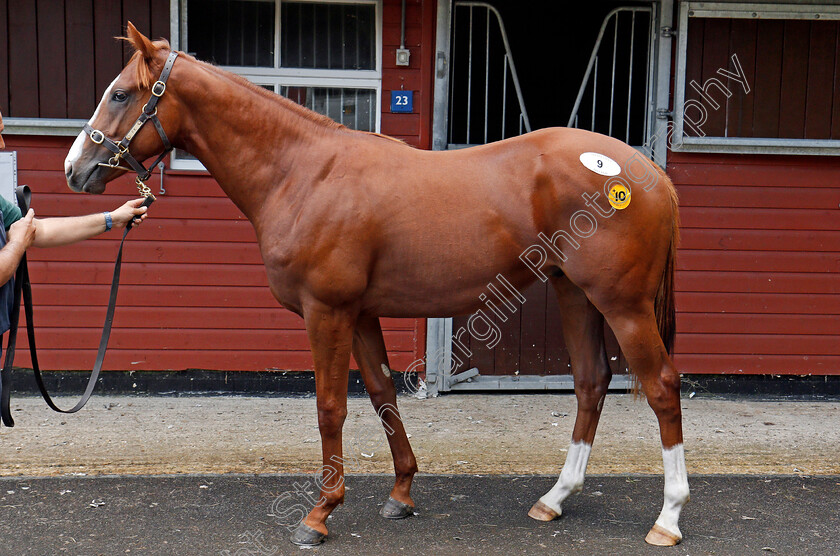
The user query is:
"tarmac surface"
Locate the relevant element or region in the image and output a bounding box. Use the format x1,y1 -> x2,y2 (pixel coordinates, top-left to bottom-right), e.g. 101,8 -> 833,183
1,393 -> 839,554
0,473 -> 838,555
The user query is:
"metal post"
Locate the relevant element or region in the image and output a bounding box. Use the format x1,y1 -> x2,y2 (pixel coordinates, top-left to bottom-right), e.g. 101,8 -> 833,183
626,11 -> 637,144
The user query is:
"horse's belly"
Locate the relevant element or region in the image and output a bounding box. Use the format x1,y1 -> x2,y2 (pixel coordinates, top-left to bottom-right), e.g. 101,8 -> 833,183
360,262 -> 537,318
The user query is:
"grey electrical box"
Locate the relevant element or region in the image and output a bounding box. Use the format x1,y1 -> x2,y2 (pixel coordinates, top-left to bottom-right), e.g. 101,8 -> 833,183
0,152 -> 17,206
396,48 -> 410,66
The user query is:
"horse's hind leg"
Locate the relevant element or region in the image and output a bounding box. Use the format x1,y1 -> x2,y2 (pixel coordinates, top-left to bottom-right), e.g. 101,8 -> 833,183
353,315 -> 418,518
603,305 -> 689,546
529,275 -> 611,521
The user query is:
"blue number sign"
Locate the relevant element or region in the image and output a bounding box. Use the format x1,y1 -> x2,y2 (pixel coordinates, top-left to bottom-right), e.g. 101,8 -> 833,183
390,90 -> 413,113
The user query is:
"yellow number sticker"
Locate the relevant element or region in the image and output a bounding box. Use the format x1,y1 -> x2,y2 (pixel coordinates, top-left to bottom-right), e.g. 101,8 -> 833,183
608,184 -> 631,210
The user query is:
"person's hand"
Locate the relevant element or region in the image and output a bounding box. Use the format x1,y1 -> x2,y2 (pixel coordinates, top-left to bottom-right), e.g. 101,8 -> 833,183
7,209 -> 36,250
110,198 -> 149,229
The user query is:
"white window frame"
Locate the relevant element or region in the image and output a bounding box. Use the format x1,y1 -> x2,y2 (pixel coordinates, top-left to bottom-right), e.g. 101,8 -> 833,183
171,0 -> 382,170
672,2 -> 840,156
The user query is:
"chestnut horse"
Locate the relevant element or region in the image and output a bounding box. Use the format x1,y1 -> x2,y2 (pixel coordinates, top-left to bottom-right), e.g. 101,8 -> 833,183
64,24 -> 688,547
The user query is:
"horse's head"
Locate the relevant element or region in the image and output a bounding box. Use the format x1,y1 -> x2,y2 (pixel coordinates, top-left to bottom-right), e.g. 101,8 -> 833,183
65,22 -> 181,194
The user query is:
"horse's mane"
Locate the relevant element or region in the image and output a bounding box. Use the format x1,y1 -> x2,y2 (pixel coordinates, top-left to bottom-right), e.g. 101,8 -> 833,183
190,54 -> 348,132
191,54 -> 406,143
126,40 -> 405,143
121,38 -> 173,89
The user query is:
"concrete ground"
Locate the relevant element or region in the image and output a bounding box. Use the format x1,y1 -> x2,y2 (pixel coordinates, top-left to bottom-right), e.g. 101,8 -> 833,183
1,393 -> 839,476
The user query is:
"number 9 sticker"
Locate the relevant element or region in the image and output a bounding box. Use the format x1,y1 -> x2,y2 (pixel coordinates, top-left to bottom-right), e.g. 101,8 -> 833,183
579,152 -> 621,176
608,183 -> 631,209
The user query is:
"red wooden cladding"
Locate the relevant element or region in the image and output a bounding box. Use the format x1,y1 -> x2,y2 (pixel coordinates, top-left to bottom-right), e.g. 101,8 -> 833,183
678,251 -> 840,274
681,208 -> 840,232
20,306 -> 416,331
678,314 -> 840,336
699,18 -> 729,137
678,292 -> 840,315
380,0 -> 436,148
28,262 -> 270,287
28,240 -> 265,264
677,185 -> 840,210
0,0 -> 8,112
65,0 -> 97,119
31,283 -> 279,308
0,0 -> 436,372
451,279 -> 625,377
778,20 -> 810,139
748,18 -> 782,138
14,327 -> 418,353
726,18 -> 756,138
676,334 -> 840,356
833,29 -> 840,139
669,157 -> 840,188
37,0 -> 68,119
519,277 -> 547,374
677,355 -> 839,375
804,21 -> 837,140
677,271 -> 840,295
7,0 -> 40,116
12,350 -> 420,374
685,18 -> 840,140
669,151 -> 840,375
679,229 -> 840,252
122,0 -> 151,66
1,1 -> 169,118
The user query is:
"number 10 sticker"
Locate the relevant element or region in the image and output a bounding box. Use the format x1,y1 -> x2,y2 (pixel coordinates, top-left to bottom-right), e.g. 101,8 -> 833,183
608,183 -> 631,209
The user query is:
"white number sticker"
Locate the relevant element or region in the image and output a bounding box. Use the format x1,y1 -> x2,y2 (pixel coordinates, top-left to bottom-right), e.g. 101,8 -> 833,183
579,152 -> 621,177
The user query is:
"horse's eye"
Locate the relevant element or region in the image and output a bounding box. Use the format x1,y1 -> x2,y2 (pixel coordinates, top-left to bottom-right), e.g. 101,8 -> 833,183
112,91 -> 128,103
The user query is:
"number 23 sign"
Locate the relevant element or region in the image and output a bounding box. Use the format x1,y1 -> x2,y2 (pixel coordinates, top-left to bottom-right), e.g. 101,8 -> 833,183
390,91 -> 413,113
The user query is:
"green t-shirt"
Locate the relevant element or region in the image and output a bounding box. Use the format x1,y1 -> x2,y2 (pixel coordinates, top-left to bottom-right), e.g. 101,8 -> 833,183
0,194 -> 22,231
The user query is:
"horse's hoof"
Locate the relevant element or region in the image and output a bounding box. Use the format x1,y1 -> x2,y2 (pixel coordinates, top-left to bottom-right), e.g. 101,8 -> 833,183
527,500 -> 561,522
289,523 -> 326,547
645,523 -> 681,546
380,496 -> 415,519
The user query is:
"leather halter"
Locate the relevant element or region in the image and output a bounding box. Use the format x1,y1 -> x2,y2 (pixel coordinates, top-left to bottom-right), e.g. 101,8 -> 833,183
83,50 -> 179,196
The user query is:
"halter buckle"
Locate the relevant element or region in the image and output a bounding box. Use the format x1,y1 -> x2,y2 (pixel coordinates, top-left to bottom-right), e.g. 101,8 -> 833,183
151,81 -> 166,97
142,103 -> 158,116
89,129 -> 105,144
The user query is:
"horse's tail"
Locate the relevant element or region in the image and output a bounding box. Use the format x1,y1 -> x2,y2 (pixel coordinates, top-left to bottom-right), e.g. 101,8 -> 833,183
654,173 -> 680,356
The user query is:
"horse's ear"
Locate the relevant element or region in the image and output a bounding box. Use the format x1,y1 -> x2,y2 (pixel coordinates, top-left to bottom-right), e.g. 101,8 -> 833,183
125,21 -> 157,60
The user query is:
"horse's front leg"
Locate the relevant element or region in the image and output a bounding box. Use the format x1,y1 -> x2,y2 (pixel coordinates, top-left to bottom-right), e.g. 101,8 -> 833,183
353,315 -> 418,519
290,301 -> 358,547
529,276 -> 611,521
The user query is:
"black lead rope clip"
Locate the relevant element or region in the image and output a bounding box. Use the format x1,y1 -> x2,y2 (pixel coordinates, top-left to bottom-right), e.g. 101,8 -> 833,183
0,187 -> 152,427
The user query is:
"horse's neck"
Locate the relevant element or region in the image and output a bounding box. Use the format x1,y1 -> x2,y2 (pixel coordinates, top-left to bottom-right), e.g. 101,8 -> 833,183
175,66 -> 337,221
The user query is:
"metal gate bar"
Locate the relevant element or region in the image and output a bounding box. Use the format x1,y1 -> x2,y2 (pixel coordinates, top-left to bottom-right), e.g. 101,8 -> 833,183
567,7 -> 655,148
448,1 -> 531,148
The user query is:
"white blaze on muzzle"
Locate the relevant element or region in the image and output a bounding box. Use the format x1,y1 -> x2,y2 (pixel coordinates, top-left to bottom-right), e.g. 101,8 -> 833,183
65,77 -> 118,179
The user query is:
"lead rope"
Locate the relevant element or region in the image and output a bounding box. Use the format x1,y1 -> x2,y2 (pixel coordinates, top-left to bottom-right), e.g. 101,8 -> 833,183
0,184 -> 154,427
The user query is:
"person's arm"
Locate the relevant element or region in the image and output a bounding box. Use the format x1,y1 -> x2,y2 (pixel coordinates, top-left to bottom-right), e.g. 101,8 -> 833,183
32,198 -> 148,248
0,208 -> 36,284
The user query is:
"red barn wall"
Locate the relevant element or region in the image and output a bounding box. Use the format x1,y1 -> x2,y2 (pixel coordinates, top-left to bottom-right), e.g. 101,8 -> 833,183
669,10 -> 840,375
670,152 -> 840,375
4,0 -> 437,372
